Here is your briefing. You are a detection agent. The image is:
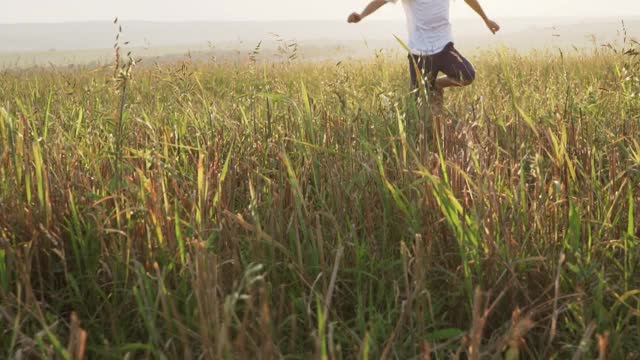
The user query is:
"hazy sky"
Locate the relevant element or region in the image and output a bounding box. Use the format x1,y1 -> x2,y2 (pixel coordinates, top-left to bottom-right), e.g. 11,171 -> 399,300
2,0 -> 639,23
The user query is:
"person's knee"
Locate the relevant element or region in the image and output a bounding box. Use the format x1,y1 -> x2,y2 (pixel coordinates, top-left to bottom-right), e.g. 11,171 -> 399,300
459,67 -> 476,86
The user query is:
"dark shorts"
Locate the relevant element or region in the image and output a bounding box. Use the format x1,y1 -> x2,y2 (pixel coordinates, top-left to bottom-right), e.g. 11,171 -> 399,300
408,42 -> 476,91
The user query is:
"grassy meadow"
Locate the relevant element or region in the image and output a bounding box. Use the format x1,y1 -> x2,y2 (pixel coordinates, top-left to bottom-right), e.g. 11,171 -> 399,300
1,39 -> 640,359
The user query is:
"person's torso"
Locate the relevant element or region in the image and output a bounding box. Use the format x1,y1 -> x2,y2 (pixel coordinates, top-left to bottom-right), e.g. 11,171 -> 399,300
402,0 -> 451,31
401,0 -> 453,55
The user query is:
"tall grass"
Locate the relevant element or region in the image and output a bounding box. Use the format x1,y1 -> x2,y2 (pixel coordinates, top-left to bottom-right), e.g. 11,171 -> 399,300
0,40 -> 639,358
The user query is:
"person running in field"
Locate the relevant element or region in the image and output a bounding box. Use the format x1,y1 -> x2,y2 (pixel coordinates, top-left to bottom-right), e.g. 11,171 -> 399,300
348,0 -> 500,110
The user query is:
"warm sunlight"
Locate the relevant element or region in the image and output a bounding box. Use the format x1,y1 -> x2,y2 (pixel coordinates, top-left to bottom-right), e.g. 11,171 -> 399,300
2,0 -> 639,23
2,0 -> 639,358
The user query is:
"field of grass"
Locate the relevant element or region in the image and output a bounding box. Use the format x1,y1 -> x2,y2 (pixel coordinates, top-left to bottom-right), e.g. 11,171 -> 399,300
0,40 -> 639,359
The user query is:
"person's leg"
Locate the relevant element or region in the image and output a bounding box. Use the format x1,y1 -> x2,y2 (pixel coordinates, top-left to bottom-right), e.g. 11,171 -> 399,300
433,43 -> 476,95
408,53 -> 440,110
408,53 -> 421,90
408,54 -> 437,95
408,53 -> 441,152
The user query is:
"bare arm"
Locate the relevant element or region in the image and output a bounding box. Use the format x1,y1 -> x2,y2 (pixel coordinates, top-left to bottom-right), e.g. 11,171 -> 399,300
348,0 -> 388,23
464,0 -> 500,34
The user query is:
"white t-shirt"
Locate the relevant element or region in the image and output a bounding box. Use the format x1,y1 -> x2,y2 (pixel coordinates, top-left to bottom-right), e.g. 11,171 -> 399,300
386,0 -> 453,55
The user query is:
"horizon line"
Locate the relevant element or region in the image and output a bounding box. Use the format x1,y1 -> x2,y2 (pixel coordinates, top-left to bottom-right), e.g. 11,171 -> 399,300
1,14 -> 639,25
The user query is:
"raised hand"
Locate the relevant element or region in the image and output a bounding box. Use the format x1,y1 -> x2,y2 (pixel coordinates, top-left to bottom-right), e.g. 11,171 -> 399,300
485,19 -> 500,34
347,12 -> 363,23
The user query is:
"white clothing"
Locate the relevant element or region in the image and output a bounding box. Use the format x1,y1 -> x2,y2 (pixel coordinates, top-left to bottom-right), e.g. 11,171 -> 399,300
386,0 -> 453,55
